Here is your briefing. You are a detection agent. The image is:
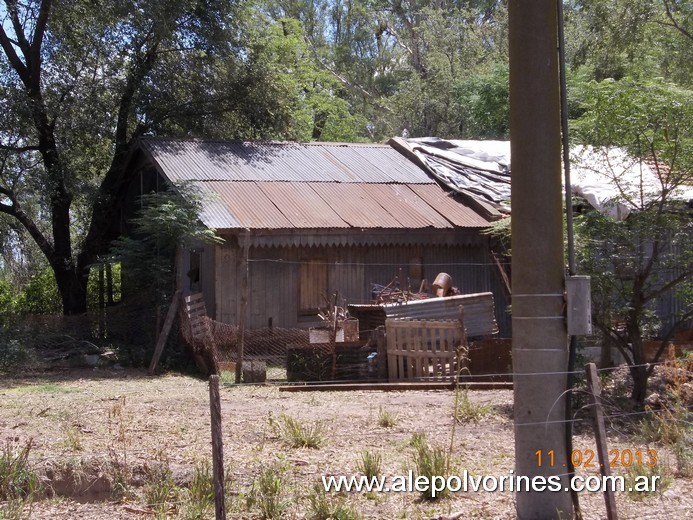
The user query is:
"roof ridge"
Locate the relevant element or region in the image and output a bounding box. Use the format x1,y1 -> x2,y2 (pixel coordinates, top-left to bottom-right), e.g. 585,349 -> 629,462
139,136 -> 391,148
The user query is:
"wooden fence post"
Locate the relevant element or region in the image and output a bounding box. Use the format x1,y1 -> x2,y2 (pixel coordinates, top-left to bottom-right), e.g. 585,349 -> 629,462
148,290 -> 182,374
585,363 -> 618,520
236,233 -> 249,384
209,375 -> 227,520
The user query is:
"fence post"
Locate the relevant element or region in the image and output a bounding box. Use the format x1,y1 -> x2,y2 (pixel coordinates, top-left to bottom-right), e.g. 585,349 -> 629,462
209,375 -> 227,520
585,363 -> 618,520
236,233 -> 249,384
148,290 -> 181,374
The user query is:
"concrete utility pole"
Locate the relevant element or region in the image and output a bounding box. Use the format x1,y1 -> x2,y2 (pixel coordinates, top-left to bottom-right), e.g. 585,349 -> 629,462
509,1 -> 573,518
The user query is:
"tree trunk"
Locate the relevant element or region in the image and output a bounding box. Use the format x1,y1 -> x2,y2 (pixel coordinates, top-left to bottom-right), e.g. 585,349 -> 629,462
630,363 -> 649,405
52,263 -> 89,315
627,317 -> 648,405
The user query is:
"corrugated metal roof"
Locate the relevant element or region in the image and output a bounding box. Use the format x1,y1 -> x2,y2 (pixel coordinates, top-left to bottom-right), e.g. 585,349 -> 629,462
408,185 -> 490,227
138,138 -> 491,231
308,182 -> 404,229
141,139 -> 435,184
379,185 -> 454,229
199,182 -> 293,229
256,183 -> 349,229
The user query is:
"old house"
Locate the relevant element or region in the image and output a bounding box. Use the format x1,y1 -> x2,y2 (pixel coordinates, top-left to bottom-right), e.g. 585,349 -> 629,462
121,138 -> 511,335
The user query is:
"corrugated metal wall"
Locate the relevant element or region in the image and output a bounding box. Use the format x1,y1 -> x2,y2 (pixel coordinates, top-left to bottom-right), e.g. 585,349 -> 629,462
212,239 -> 511,336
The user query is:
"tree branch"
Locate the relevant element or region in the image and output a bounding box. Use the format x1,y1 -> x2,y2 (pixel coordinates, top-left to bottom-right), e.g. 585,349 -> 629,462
303,35 -> 393,113
0,186 -> 55,260
0,143 -> 40,153
659,0 -> 693,42
644,269 -> 693,303
0,16 -> 30,86
33,0 -> 52,50
5,0 -> 31,56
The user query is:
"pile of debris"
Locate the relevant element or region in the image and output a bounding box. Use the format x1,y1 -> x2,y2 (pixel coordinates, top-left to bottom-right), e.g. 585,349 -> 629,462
371,272 -> 460,304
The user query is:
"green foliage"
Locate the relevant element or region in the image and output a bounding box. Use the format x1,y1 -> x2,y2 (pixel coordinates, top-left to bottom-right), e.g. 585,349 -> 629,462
110,184 -> 222,305
13,268 -> 62,315
179,459 -> 215,520
0,278 -> 13,315
0,338 -> 32,374
572,76 -> 693,402
623,462 -> 672,501
456,64 -> 509,139
453,387 -> 492,423
573,78 -> 693,183
565,0 -> 692,86
142,451 -> 179,515
244,17 -> 369,142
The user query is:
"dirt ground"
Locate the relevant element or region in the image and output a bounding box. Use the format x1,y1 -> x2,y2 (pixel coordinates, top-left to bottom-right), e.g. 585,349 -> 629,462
0,368 -> 691,519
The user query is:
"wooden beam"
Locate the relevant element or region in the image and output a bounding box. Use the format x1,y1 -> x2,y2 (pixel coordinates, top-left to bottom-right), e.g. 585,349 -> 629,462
148,290 -> 182,374
278,381 -> 513,392
585,363 -> 619,520
235,233 -> 249,384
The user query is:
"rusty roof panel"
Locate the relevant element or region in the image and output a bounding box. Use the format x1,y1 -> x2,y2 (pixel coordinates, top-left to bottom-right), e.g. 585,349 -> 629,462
408,184 -> 490,227
308,183 -> 404,228
200,182 -> 294,229
377,185 -> 454,228
190,181 -> 488,230
256,183 -> 349,228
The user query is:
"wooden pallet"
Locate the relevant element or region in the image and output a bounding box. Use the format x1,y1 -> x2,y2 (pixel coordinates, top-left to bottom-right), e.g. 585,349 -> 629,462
185,293 -> 212,343
385,319 -> 465,381
183,292 -> 218,375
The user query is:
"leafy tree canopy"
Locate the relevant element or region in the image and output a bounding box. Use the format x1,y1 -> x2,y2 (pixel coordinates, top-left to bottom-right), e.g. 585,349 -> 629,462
572,76 -> 692,403
0,0 -> 365,314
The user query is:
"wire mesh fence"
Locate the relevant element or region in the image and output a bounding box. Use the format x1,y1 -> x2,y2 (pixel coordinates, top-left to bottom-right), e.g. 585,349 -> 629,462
2,360 -> 691,519
1,303 -> 692,519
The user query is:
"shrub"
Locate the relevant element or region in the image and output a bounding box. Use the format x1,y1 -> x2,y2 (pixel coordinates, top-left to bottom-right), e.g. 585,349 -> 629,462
410,433 -> 453,501
248,464 -> 288,519
308,484 -> 362,520
377,407 -> 398,428
274,414 -> 326,449
357,450 -> 382,480
0,440 -> 40,519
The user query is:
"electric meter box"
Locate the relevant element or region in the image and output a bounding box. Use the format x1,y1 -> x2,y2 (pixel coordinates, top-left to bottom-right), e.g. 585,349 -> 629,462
566,275 -> 592,335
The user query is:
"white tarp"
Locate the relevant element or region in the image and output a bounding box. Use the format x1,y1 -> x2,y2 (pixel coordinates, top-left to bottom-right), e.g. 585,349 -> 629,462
392,137 -> 692,221
570,145 -> 693,220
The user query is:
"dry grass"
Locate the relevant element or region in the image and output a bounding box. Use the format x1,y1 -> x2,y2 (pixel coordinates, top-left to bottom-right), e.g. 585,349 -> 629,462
0,368 -> 691,519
